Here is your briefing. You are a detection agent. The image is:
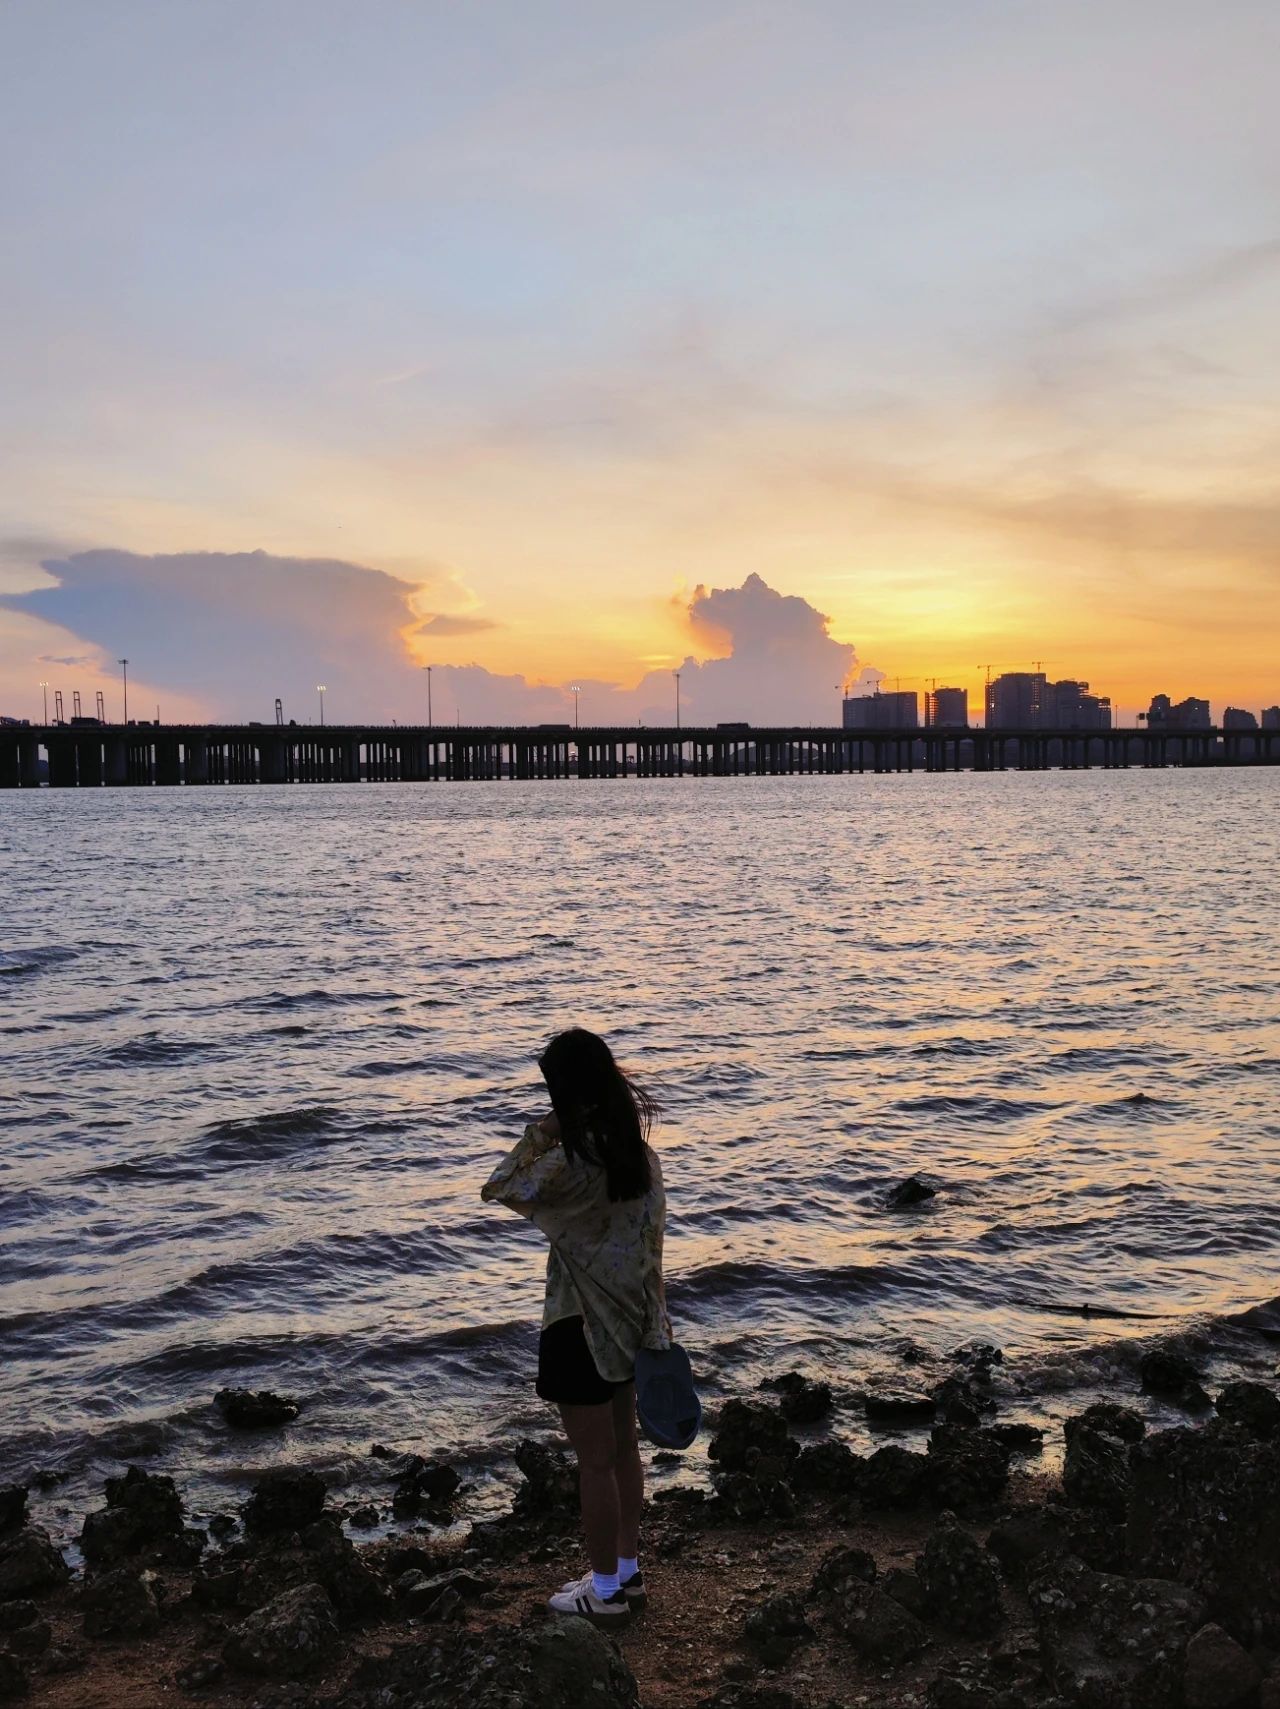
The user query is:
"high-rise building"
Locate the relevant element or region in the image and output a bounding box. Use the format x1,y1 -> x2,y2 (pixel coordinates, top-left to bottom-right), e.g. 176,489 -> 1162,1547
1048,680 -> 1112,730
1262,707 -> 1280,730
1223,708 -> 1259,730
842,690 -> 919,730
985,672 -> 1046,727
1146,694 -> 1211,730
927,687 -> 968,727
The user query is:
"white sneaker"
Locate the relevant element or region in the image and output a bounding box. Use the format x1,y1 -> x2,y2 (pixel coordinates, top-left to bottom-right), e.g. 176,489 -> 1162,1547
557,1568 -> 646,1609
547,1571 -> 631,1627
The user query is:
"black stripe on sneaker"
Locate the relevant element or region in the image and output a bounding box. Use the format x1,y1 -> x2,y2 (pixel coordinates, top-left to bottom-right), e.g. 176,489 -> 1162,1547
576,1596 -> 590,1614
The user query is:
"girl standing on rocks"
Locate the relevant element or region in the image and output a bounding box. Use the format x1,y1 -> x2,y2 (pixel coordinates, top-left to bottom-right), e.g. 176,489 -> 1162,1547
482,1027 -> 670,1628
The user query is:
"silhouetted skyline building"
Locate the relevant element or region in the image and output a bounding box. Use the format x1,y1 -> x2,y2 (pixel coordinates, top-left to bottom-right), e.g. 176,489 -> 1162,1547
985,672 -> 1111,729
927,686 -> 968,727
1223,708 -> 1259,730
1146,693 -> 1211,730
1263,707 -> 1280,731
842,690 -> 919,730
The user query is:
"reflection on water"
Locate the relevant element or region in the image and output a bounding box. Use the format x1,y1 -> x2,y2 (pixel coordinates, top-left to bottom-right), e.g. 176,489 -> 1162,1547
1,771 -> 1278,1520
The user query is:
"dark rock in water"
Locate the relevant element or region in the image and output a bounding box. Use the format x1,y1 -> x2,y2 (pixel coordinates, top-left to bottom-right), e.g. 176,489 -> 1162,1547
223,1583 -> 339,1679
80,1467 -> 189,1568
860,1444 -> 928,1509
1140,1349 -> 1212,1410
986,1509 -> 1069,1584
917,1516 -> 1004,1635
343,1616 -> 641,1709
395,1566 -> 493,1620
832,1582 -> 929,1663
1127,1419 -> 1280,1645
0,1525 -> 70,1595
865,1392 -> 936,1425
808,1544 -> 877,1601
391,1457 -> 461,1519
0,1603 -> 37,1635
0,1487 -> 27,1537
952,1341 -> 1004,1368
1064,1403 -> 1146,1445
0,1652 -> 29,1703
791,1439 -> 864,1494
510,1439 -> 578,1518
345,1503 -> 380,1530
925,1426 -> 1012,1513
81,1566 -> 163,1639
887,1175 -> 938,1209
242,1470 -> 327,1538
214,1388 -> 301,1429
1028,1554 -> 1206,1708
987,1422 -> 1044,1455
1062,1424 -> 1132,1517
743,1592 -> 812,1663
933,1372 -> 997,1428
708,1400 -> 797,1472
759,1372 -> 834,1425
1182,1622 -> 1262,1709
208,1513 -> 238,1540
1215,1380 -> 1280,1442
881,1565 -> 928,1617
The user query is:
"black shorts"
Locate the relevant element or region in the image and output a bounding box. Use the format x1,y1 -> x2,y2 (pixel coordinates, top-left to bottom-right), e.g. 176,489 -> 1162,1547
536,1315 -> 628,1407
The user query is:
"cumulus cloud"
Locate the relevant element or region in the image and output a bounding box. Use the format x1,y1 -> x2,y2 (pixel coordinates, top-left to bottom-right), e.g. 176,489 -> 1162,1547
0,549 -> 869,726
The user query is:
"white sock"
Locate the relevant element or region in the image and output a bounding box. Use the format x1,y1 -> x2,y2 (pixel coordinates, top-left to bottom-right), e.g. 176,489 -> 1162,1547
618,1555 -> 639,1581
592,1569 -> 621,1599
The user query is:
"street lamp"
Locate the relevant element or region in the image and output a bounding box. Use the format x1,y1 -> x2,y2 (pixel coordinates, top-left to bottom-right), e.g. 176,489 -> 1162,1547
424,665 -> 433,727
673,669 -> 681,731
316,684 -> 327,726
571,685 -> 581,730
39,681 -> 48,723
119,659 -> 129,725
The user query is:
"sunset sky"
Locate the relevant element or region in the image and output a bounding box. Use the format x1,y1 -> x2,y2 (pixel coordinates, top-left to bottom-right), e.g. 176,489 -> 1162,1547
2,1 -> 1278,725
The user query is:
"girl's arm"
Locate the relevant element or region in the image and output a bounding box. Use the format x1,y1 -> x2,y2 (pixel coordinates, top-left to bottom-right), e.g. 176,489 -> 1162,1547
481,1121 -> 569,1218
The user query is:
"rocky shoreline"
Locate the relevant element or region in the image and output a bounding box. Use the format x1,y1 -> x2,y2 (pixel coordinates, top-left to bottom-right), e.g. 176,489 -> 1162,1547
1,1346 -> 1278,1709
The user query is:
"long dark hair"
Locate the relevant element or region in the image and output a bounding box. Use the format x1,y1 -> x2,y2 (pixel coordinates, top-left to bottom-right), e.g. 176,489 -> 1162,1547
538,1027 -> 656,1203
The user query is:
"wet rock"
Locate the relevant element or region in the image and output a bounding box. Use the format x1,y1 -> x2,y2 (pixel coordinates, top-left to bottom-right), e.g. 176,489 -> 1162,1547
791,1439 -> 864,1494
917,1516 -> 1004,1635
707,1400 -> 797,1472
80,1466 -> 188,1567
1127,1419 -> 1280,1644
864,1392 -> 936,1424
987,1422 -> 1045,1455
0,1525 -> 70,1596
743,1592 -> 812,1663
1182,1622 -> 1262,1709
708,1469 -> 796,1523
952,1341 -> 1004,1374
214,1389 -> 301,1429
925,1426 -> 1013,1512
808,1544 -> 877,1600
340,1616 -> 641,1709
5,1621 -> 50,1661
1028,1554 -> 1206,1708
0,1490 -> 27,1538
760,1372 -> 834,1425
0,1652 -> 29,1703
1064,1403 -> 1146,1445
1215,1381 -> 1280,1442
882,1565 -> 929,1617
887,1175 -> 937,1208
29,1468 -> 68,1493
208,1514 -> 238,1540
295,1517 -> 389,1621
986,1509 -> 1070,1584
860,1444 -> 927,1509
833,1583 -> 929,1663
242,1470 -> 327,1538
1062,1424 -> 1131,1516
345,1504 -> 380,1530
1140,1349 -> 1212,1410
394,1566 -> 493,1619
223,1583 -> 339,1679
510,1439 -> 578,1518
82,1566 -> 163,1638
390,1458 -> 461,1519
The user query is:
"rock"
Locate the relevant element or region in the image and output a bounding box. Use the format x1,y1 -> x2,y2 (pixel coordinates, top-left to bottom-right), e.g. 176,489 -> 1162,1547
223,1583 -> 339,1679
882,1565 -> 928,1616
925,1426 -> 1013,1512
345,1504 -> 380,1530
510,1439 -> 578,1517
832,1583 -> 929,1663
39,1641 -> 87,1676
175,1656 -> 226,1689
987,1422 -> 1045,1455
791,1439 -> 864,1493
0,1604 -> 36,1635
1215,1381 -> 1280,1442
339,1616 -> 641,1709
1261,1671 -> 1280,1709
395,1566 -> 493,1619
1182,1622 -> 1262,1709
242,1470 -> 327,1537
760,1372 -> 834,1425
951,1341 -> 1004,1373
80,1466 -> 187,1567
1127,1419 -> 1280,1645
707,1400 -> 796,1472
864,1392 -> 936,1424
1028,1554 -> 1206,1708
708,1469 -> 795,1523
0,1489 -> 27,1538
887,1175 -> 937,1208
934,1371 -> 998,1427
296,1517 -> 389,1621
1064,1403 -> 1146,1445
1062,1424 -> 1131,1516
81,1566 -> 163,1638
697,1689 -> 806,1709
860,1444 -> 927,1508
391,1458 -> 461,1519
925,1670 -> 999,1707
1140,1349 -> 1212,1410
0,1526 -> 70,1595
986,1509 -> 1069,1583
5,1621 -> 50,1660
917,1516 -> 1004,1635
743,1592 -> 812,1663
808,1544 -> 877,1600
208,1513 -> 237,1539
214,1388 -> 301,1429
1062,1505 -> 1127,1574
0,1653 -> 28,1703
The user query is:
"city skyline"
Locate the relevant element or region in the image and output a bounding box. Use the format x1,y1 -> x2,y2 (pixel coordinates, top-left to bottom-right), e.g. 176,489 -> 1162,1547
3,4 -> 1280,723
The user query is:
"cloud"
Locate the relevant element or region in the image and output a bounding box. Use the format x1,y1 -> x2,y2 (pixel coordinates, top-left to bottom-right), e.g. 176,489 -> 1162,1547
420,613 -> 501,636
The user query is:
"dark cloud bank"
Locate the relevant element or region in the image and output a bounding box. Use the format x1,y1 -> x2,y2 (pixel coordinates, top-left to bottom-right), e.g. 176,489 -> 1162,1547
2,550 -> 874,725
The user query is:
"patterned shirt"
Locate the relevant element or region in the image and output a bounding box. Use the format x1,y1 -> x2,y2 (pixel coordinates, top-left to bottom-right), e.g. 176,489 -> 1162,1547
481,1123 -> 671,1384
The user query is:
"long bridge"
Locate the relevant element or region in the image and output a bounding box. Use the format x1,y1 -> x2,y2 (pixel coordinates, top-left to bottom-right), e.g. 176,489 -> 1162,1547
2,722 -> 1276,787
